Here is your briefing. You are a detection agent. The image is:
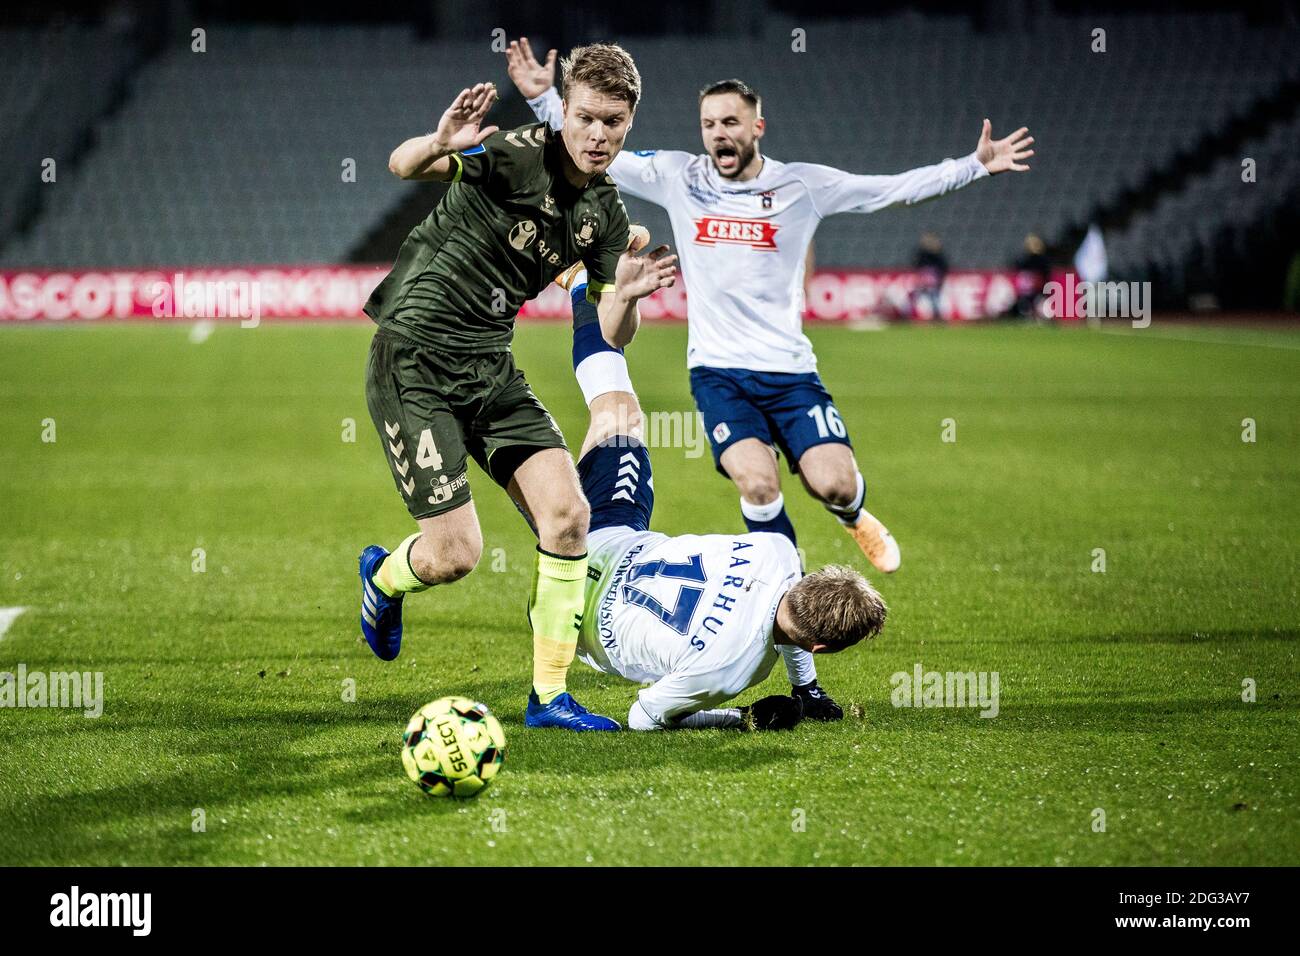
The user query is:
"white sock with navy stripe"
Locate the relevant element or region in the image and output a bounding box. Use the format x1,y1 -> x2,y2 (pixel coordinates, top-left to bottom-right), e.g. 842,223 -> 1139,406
825,471 -> 867,526
740,494 -> 798,545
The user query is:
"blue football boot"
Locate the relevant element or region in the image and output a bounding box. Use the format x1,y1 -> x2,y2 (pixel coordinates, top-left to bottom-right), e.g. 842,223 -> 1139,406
358,546 -> 403,661
525,690 -> 621,731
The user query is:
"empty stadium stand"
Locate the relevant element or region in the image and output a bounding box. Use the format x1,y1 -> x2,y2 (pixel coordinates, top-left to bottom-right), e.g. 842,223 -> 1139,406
0,22 -> 148,246
1105,101 -> 1300,295
1,10 -> 1297,307
2,26 -> 512,267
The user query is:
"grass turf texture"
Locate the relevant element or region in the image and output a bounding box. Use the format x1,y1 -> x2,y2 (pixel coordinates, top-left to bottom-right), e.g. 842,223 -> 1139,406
0,320 -> 1296,866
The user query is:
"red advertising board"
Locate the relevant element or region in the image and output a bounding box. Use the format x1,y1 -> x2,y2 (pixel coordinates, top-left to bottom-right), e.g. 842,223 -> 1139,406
0,266 -> 1067,323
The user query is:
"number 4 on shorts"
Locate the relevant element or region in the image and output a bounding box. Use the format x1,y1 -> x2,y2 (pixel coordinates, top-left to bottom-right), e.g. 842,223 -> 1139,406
416,428 -> 443,471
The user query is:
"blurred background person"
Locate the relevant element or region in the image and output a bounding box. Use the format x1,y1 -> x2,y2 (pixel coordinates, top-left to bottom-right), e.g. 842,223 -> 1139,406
910,232 -> 948,319
1012,233 -> 1051,319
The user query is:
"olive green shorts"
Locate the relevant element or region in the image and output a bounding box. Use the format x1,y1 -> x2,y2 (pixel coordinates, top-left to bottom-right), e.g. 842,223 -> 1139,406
365,328 -> 567,519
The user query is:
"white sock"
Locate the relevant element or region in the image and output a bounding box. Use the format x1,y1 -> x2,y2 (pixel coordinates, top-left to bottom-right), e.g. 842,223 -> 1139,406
740,494 -> 786,523
826,472 -> 866,526
575,352 -> 634,406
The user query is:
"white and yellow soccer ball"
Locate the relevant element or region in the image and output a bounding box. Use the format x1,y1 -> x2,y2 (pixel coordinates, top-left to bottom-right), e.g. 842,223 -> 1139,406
401,697 -> 506,799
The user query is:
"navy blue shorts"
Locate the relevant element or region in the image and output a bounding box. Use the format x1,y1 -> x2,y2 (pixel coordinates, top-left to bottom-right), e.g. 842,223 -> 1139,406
577,437 -> 655,533
688,366 -> 852,476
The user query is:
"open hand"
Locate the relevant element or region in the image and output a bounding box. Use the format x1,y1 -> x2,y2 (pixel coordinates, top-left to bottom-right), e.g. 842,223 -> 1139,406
976,119 -> 1034,174
615,244 -> 677,300
505,37 -> 557,99
433,83 -> 499,154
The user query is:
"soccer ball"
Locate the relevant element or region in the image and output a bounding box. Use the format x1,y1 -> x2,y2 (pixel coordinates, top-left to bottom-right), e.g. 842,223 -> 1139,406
401,697 -> 506,799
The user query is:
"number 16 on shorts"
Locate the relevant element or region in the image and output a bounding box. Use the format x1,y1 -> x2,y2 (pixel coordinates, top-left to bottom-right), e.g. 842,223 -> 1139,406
807,404 -> 847,439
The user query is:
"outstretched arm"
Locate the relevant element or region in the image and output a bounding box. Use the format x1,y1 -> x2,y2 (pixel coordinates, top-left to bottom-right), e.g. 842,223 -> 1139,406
388,83 -> 499,181
806,120 -> 1034,217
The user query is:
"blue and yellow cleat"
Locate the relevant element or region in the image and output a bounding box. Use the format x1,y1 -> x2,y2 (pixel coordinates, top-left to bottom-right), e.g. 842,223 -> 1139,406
358,545 -> 403,661
525,690 -> 621,731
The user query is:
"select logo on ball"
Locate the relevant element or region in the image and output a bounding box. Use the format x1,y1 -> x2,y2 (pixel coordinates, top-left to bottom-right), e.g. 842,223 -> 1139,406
402,697 -> 506,799
432,715 -> 470,775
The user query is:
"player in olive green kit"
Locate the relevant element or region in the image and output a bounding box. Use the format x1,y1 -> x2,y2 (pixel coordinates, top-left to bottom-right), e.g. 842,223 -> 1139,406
359,45 -> 678,732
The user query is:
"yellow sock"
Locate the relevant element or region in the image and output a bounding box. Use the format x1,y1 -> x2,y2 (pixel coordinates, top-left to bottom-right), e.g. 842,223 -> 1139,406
530,548 -> 588,704
373,533 -> 432,597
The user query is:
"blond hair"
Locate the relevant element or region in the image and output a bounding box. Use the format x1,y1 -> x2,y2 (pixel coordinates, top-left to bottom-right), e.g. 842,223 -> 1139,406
786,565 -> 887,652
561,43 -> 641,109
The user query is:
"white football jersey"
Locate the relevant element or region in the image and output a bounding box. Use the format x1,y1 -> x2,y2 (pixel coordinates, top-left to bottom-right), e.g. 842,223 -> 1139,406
530,88 -> 988,373
578,526 -> 803,728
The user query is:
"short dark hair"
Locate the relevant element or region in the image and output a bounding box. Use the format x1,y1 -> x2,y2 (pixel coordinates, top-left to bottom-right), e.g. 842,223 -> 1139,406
561,43 -> 641,110
698,78 -> 762,115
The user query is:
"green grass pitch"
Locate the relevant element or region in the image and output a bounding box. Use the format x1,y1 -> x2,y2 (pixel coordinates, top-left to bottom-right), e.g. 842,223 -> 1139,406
0,320 -> 1296,866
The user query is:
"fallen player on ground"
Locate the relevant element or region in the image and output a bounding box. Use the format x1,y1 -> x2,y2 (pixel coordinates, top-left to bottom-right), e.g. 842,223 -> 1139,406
540,241 -> 888,730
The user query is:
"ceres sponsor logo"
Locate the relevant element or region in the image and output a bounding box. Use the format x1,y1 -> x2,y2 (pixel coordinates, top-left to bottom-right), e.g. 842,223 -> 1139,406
693,216 -> 778,251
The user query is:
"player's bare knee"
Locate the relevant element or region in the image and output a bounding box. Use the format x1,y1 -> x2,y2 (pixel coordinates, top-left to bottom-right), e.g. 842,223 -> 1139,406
814,473 -> 859,510
735,472 -> 781,506
407,545 -> 439,584
412,533 -> 480,584
444,551 -> 480,582
561,496 -> 591,540
437,544 -> 480,583
536,494 -> 589,548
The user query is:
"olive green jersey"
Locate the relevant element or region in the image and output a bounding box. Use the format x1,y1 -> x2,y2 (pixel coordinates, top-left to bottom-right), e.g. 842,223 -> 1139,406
364,122 -> 630,353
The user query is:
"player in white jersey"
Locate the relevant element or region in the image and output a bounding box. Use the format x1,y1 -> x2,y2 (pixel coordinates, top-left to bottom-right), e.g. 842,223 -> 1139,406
506,37 -> 1034,603
562,269 -> 888,730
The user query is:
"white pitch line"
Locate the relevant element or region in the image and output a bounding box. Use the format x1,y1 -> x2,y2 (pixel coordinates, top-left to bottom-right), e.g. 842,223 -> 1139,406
0,607 -> 27,642
1099,328 -> 1300,351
